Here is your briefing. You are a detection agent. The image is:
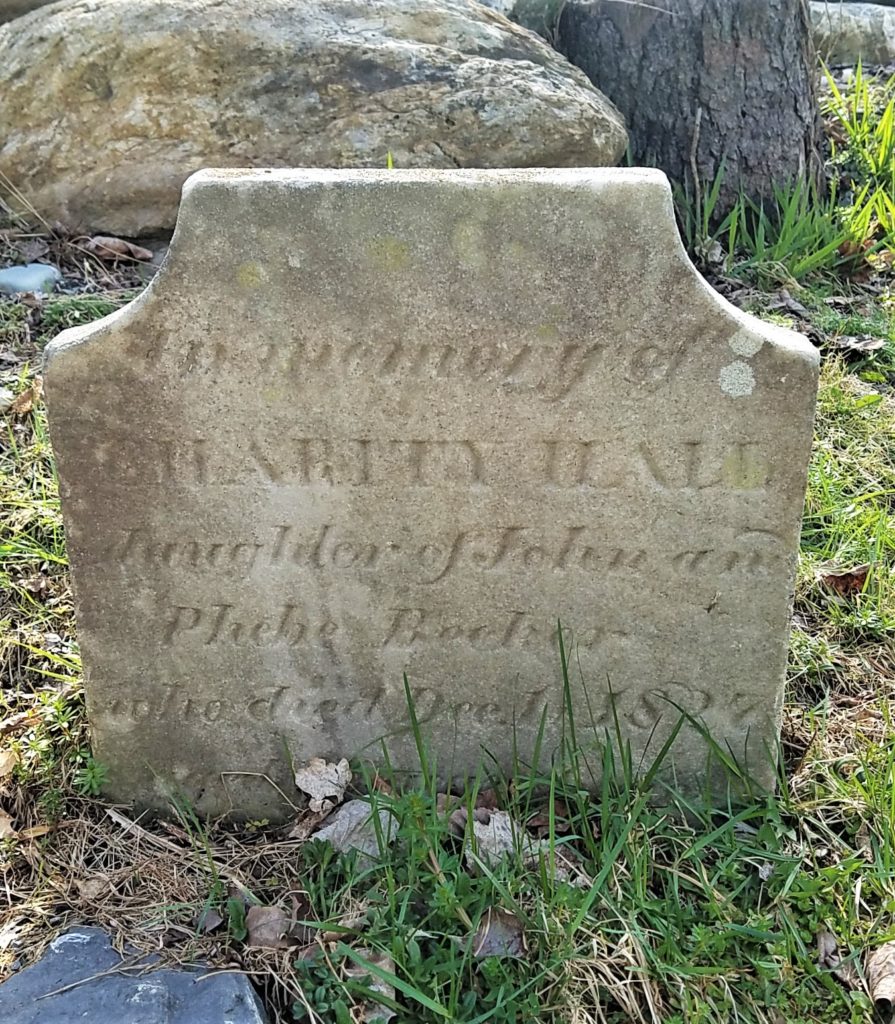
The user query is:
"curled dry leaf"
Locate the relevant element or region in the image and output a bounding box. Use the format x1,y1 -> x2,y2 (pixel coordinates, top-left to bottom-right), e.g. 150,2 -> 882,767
287,806 -> 330,841
832,334 -> 886,355
311,799 -> 396,862
345,949 -> 396,1023
448,805 -> 491,836
817,930 -> 860,990
8,377 -> 42,417
459,809 -> 550,869
768,289 -> 809,318
820,564 -> 870,598
196,906 -> 224,934
473,907 -> 527,959
84,235 -> 154,262
526,798 -> 572,836
245,904 -> 294,949
77,876 -> 111,901
0,749 -> 17,780
867,941 -> 895,1013
294,757 -> 351,813
0,810 -> 16,839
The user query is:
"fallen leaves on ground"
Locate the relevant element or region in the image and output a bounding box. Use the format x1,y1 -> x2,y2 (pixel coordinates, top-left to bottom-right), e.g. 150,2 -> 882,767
867,941 -> 895,1011
245,904 -> 294,949
83,236 -> 154,262
817,930 -> 860,989
311,799 -> 396,861
7,377 -> 42,417
448,805 -> 590,885
526,798 -> 572,836
820,563 -> 870,597
0,750 -> 17,781
473,907 -> 527,960
345,949 -> 397,1023
451,807 -> 549,869
294,756 -> 351,813
0,811 -> 16,839
287,806 -> 330,841
767,289 -> 810,318
76,876 -> 111,902
831,334 -> 886,354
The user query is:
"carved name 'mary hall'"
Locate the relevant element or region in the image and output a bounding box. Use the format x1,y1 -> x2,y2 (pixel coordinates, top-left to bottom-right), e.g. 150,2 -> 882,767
45,169 -> 819,815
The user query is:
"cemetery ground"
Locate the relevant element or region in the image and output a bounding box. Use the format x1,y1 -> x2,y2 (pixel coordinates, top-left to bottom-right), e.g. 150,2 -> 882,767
0,73 -> 894,1024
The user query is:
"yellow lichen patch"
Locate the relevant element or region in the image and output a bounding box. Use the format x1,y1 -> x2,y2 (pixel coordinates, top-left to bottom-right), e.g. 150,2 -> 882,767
366,236 -> 410,272
451,220 -> 487,270
534,324 -> 561,342
236,261 -> 266,288
721,447 -> 767,490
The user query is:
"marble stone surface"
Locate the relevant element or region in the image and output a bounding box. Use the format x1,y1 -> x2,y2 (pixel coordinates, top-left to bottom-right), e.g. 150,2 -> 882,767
44,168 -> 819,814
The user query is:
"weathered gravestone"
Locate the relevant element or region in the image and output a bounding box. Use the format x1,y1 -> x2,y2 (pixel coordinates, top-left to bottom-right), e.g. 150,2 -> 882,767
44,169 -> 818,815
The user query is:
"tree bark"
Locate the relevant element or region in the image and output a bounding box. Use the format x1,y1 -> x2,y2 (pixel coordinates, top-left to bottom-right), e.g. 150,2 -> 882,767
557,0 -> 822,211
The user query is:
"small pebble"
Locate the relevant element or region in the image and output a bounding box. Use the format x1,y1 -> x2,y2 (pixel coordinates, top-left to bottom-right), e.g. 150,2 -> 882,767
0,263 -> 62,295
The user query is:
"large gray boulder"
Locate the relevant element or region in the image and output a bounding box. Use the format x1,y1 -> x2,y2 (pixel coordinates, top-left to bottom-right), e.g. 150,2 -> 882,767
477,0 -> 563,37
810,2 -> 895,64
0,0 -> 627,234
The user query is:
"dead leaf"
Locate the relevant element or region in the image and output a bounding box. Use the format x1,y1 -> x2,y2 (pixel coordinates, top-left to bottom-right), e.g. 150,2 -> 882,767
287,806 -> 330,840
868,942 -> 895,1013
76,876 -> 110,901
461,809 -> 549,869
473,907 -> 527,959
821,564 -> 870,597
818,930 -> 840,970
345,949 -> 396,1023
245,904 -> 294,949
831,334 -> 886,355
0,749 -> 17,780
196,906 -> 224,934
311,799 -> 396,862
8,377 -> 42,417
526,798 -> 572,836
475,788 -> 500,810
448,805 -> 491,836
768,289 -> 809,318
0,811 -> 16,839
15,237 -> 49,262
294,757 -> 351,813
817,930 -> 861,990
21,576 -> 51,601
371,773 -> 392,796
84,235 -> 154,262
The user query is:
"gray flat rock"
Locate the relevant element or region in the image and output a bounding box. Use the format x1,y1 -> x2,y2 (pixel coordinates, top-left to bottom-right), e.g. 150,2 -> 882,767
0,926 -> 268,1023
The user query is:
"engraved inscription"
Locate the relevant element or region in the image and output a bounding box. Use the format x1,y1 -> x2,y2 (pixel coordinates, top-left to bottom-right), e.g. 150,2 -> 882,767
78,436 -> 769,492
103,679 -> 754,738
125,332 -> 691,399
162,603 -> 338,647
111,524 -> 787,583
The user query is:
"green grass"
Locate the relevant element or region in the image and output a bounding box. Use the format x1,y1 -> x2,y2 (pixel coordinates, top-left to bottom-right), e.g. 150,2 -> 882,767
679,65 -> 895,287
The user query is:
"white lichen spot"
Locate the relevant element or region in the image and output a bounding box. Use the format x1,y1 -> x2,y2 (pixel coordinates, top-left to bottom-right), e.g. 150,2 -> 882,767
49,931 -> 91,951
729,329 -> 764,357
720,361 -> 755,397
287,253 -> 302,269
